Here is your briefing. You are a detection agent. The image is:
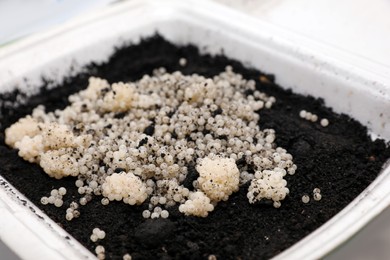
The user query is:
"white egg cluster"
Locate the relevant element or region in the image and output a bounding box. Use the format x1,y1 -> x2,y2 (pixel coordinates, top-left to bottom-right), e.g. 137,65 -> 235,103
40,148 -> 80,179
179,191 -> 214,217
90,228 -> 106,242
65,201 -> 81,221
247,169 -> 289,205
40,187 -> 67,208
6,66 -> 297,218
102,172 -> 148,205
196,156 -> 239,202
5,116 -> 40,147
5,119 -> 91,177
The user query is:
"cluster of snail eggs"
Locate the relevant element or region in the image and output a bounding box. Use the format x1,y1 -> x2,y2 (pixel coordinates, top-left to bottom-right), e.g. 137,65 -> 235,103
6,65 -> 297,219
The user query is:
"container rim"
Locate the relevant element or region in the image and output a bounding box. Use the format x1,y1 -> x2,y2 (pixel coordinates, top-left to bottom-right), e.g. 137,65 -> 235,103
0,1 -> 389,259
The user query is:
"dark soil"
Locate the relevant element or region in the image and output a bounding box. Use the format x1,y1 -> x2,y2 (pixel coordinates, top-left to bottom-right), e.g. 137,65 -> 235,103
0,35 -> 389,260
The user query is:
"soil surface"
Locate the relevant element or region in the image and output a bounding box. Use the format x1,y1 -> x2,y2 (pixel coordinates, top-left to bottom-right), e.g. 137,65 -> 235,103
0,35 -> 389,260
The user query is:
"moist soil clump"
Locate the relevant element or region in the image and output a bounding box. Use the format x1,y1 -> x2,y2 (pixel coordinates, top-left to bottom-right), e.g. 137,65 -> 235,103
0,35 -> 389,259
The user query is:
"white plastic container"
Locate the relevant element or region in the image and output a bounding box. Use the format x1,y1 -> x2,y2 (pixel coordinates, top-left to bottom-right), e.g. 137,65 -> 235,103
0,1 -> 389,259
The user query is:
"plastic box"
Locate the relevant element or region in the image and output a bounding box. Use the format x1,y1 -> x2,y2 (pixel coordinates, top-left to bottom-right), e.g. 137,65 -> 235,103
0,1 -> 389,259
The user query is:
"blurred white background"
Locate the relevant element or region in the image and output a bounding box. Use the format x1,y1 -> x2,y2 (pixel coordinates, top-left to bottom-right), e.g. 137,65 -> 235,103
0,0 -> 116,45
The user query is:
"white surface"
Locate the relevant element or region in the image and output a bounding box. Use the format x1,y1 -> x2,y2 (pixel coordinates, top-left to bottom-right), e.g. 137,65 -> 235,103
327,204 -> 390,260
0,0 -> 116,45
0,0 -> 389,259
215,0 -> 390,68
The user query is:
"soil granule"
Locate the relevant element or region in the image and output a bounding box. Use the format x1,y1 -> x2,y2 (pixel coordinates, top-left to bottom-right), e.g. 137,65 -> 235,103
0,35 -> 389,260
